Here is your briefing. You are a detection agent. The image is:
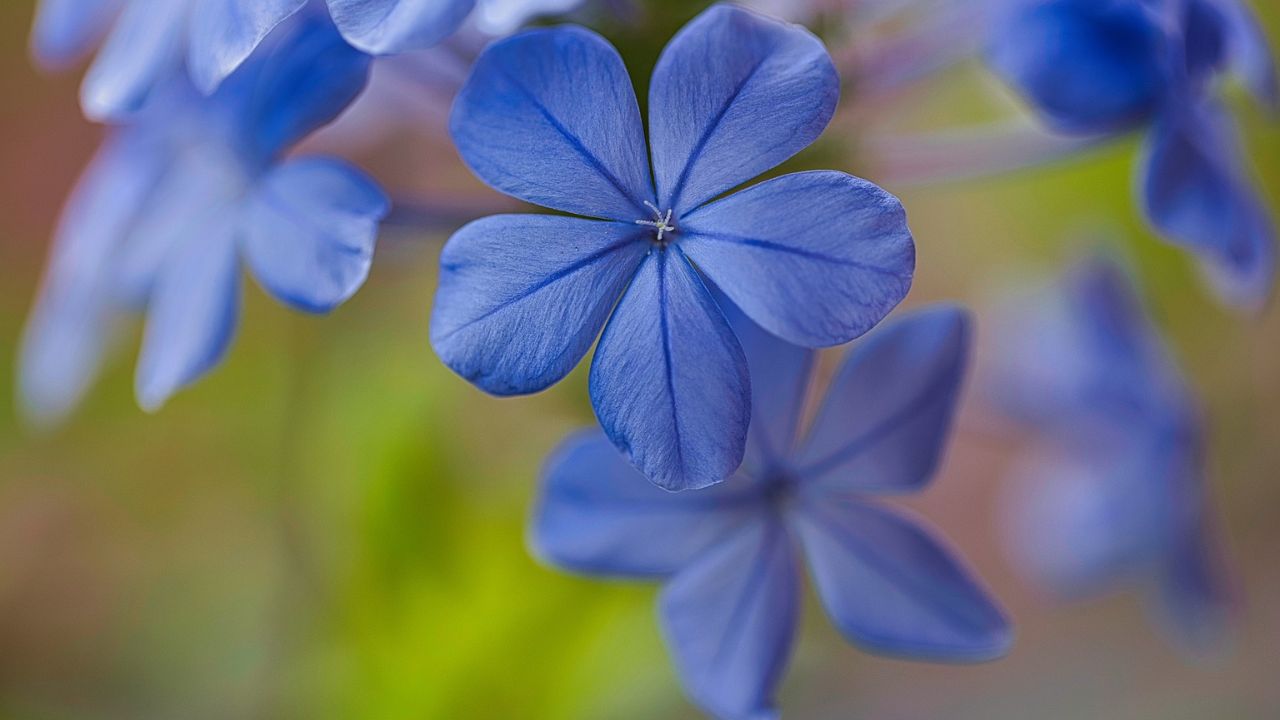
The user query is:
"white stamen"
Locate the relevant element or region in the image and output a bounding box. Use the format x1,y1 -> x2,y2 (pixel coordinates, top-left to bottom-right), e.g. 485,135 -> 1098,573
635,201 -> 676,242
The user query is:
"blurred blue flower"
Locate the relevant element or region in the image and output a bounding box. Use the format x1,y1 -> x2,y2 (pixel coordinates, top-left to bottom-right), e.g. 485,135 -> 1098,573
987,0 -> 1277,309
988,256 -> 1233,653
533,305 -> 1011,719
19,13 -> 388,423
433,3 -> 915,491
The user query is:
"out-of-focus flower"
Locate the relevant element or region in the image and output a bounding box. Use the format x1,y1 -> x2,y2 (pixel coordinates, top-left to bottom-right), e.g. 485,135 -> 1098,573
19,13 -> 388,424
987,0 -> 1277,309
432,3 -> 914,491
473,0 -> 585,34
533,305 -> 1011,719
989,255 -> 1233,653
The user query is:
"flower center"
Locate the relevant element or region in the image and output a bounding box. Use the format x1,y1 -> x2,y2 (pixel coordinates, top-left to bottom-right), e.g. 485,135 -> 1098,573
635,201 -> 676,244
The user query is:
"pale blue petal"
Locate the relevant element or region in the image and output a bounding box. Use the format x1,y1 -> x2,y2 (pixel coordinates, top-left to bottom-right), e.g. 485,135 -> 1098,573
795,498 -> 1011,661
532,430 -> 761,578
80,0 -> 187,121
660,517 -> 798,720
328,0 -> 475,55
649,4 -> 838,214
1213,0 -> 1278,110
431,215 -> 648,396
450,26 -> 655,220
241,157 -> 388,313
681,171 -> 914,348
792,307 -> 969,493
589,247 -> 751,491
473,0 -> 585,34
30,0 -> 122,70
187,0 -> 307,94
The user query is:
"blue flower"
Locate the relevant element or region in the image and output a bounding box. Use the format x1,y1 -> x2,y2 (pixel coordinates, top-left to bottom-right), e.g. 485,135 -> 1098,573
19,13 -> 388,424
988,256 -> 1233,653
987,0 -> 1277,309
532,305 -> 1011,719
29,0 -> 475,120
433,3 -> 915,491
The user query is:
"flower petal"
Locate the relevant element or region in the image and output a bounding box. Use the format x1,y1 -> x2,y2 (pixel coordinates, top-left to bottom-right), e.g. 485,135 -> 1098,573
187,0 -> 307,94
135,224 -> 242,412
450,26 -> 654,220
660,517 -> 798,720
795,498 -> 1011,661
792,306 -> 969,494
589,247 -> 751,491
30,0 -> 121,70
681,171 -> 914,348
431,215 -> 648,396
531,430 -> 759,578
649,4 -> 838,214
1212,0 -> 1278,111
80,0 -> 187,121
328,0 -> 475,55
241,157 -> 388,314
1155,515 -> 1234,655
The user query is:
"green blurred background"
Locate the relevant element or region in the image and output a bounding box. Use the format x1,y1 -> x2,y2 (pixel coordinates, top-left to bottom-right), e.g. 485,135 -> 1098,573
1,1 -> 1279,718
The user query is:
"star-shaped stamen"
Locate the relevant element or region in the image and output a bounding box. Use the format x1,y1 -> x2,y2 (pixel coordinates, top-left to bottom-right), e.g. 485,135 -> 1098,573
635,201 -> 676,242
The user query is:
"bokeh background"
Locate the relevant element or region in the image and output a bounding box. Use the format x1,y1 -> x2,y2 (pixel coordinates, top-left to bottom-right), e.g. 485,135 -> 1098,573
2,1 -> 1279,718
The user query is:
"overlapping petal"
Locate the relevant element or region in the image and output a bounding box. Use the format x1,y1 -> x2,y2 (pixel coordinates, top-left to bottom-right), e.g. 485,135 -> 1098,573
681,171 -> 914,348
589,248 -> 750,491
328,0 -> 476,55
450,27 -> 655,220
431,216 -> 648,396
187,0 -> 307,94
80,0 -> 187,121
649,3 -> 838,214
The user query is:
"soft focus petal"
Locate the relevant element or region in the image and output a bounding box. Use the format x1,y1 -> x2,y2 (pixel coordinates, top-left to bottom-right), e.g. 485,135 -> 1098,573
986,0 -> 1168,135
187,0 -> 307,94
660,517 -> 798,720
450,27 -> 655,220
532,430 -> 760,578
135,226 -> 242,412
793,306 -> 969,493
328,0 -> 475,55
431,215 -> 648,396
80,0 -> 187,121
241,157 -> 388,313
795,498 -> 1011,660
589,248 -> 750,491
681,171 -> 914,347
473,0 -> 584,35
1212,0 -> 1278,110
1154,515 -> 1234,655
649,4 -> 838,214
30,0 -> 121,70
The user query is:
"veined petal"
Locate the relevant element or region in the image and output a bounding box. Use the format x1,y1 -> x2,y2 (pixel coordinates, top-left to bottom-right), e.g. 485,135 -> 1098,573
660,517 -> 799,720
431,215 -> 648,396
589,247 -> 751,491
80,0 -> 187,121
450,27 -> 655,220
30,0 -> 122,70
241,157 -> 388,313
187,0 -> 307,94
795,498 -> 1011,661
793,307 -> 970,494
328,0 -> 475,55
681,171 -> 914,348
649,4 -> 838,214
532,430 -> 759,578
135,223 -> 242,412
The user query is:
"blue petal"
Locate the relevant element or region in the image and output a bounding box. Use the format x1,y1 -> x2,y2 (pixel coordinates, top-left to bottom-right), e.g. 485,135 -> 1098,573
681,171 -> 914,347
590,247 -> 751,491
30,0 -> 121,70
450,27 -> 655,220
659,517 -> 798,720
792,306 -> 970,494
1154,514 -> 1233,655
135,224 -> 242,412
473,0 -> 585,34
431,215 -> 648,396
986,0 -> 1168,135
328,0 -> 475,55
1211,0 -> 1278,110
795,498 -> 1011,661
1141,103 -> 1276,309
532,430 -> 762,578
649,4 -> 838,214
80,0 -> 187,121
187,0 -> 307,94
241,157 -> 388,313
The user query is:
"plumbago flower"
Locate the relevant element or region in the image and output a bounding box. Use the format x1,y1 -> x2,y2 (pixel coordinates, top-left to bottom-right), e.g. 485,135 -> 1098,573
29,0 -> 475,120
433,3 -> 915,491
533,305 -> 1011,719
19,13 -> 387,424
987,0 -> 1277,309
988,256 -> 1232,652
